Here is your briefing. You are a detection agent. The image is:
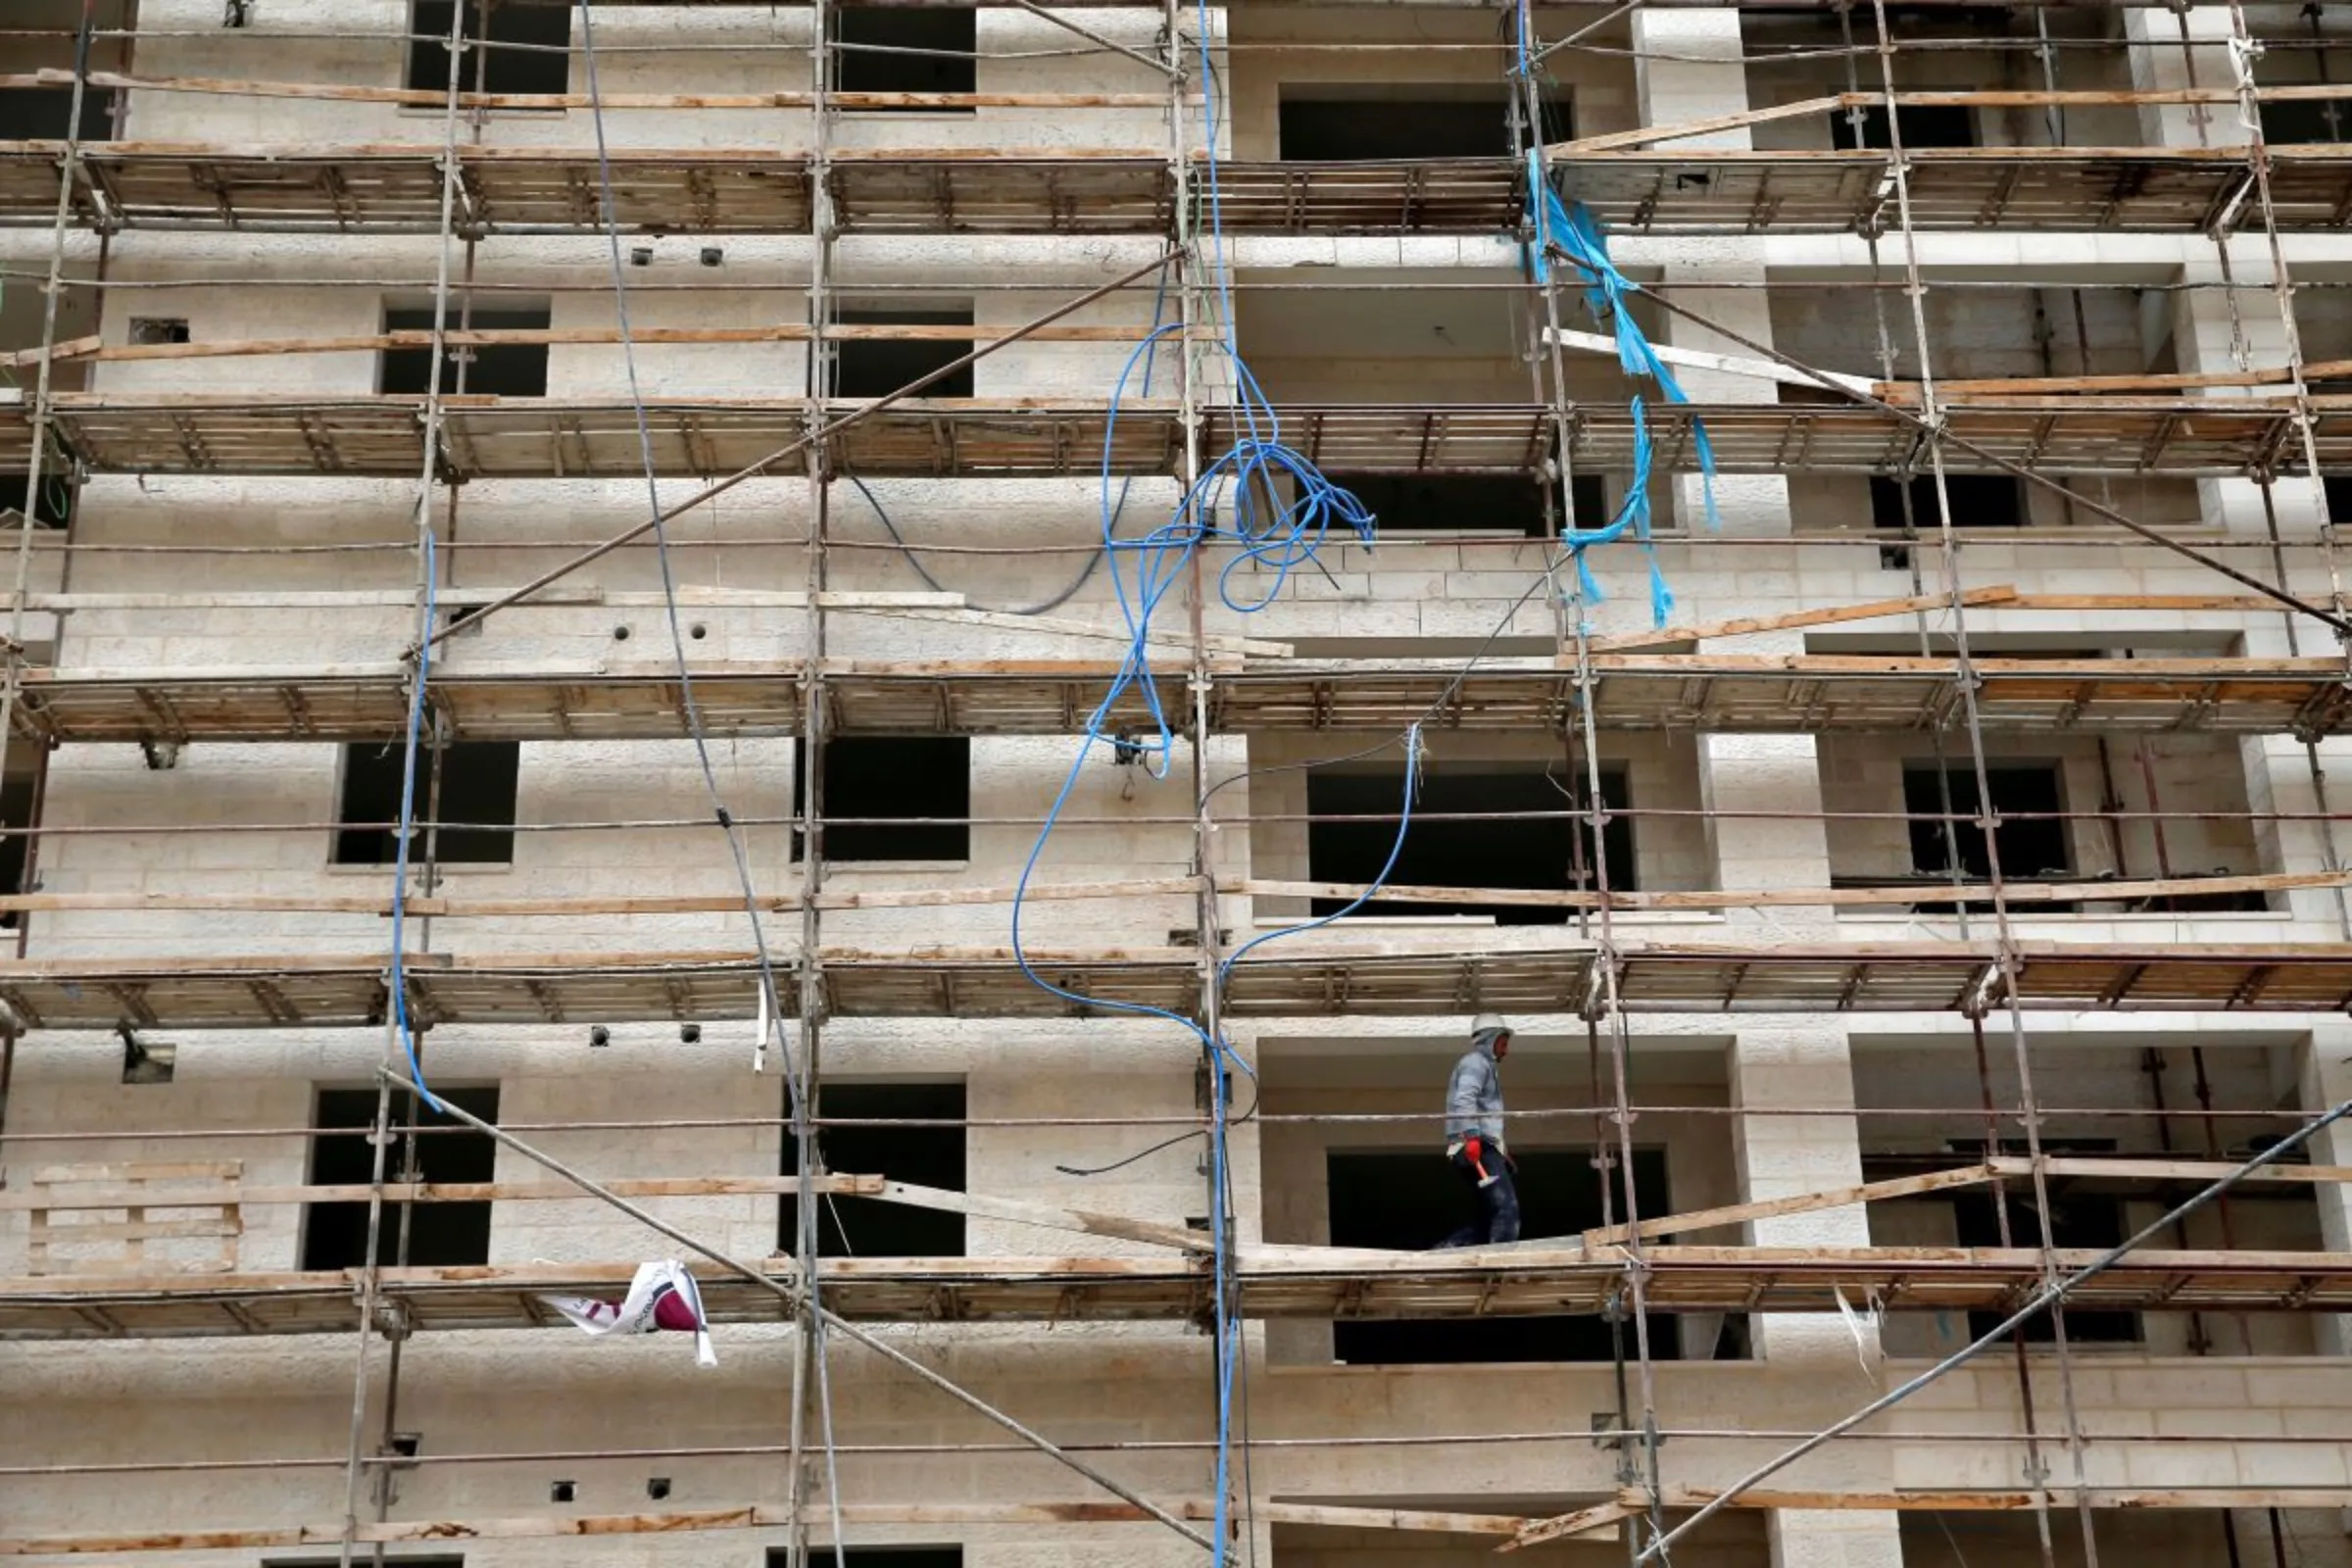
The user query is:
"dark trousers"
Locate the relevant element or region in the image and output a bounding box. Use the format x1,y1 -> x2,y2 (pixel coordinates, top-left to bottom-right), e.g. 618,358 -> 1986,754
1439,1146 -> 1520,1249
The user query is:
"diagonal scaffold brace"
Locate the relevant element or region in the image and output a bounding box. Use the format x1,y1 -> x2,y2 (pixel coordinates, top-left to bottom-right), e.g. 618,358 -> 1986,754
419,249 -> 1182,655
1518,1091 -> 2352,1562
373,1067 -> 1215,1551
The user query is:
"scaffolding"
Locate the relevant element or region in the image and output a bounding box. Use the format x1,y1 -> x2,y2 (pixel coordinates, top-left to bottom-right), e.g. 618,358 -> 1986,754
7,3 -> 2352,1566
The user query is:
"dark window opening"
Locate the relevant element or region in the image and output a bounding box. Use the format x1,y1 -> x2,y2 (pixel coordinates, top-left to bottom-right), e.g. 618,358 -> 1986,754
1328,473 -> 1605,538
1307,764 -> 1631,924
833,306 -> 974,399
1902,763 -> 2068,902
334,740 -> 520,866
0,87 -> 116,142
2326,475 -> 2351,529
1949,1141 -> 2137,1344
303,1086 -> 499,1270
794,735 -> 970,862
0,471 -> 73,529
380,306 -> 551,398
2260,97 -> 2352,146
1327,1148 -> 1675,1363
1830,103 -> 1978,150
1278,91 -> 1571,160
128,317 -> 190,345
1870,473 -> 2023,569
769,1550 -> 960,1568
0,770 -> 36,931
408,1 -> 570,97
834,8 -> 976,104
780,1082 -> 965,1257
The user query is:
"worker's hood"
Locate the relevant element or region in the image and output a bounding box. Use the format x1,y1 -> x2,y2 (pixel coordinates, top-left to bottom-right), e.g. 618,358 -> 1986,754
1471,1026 -> 1509,1060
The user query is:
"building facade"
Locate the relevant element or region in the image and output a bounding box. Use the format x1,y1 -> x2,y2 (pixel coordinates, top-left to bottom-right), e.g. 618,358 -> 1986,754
6,1 -> 2352,1564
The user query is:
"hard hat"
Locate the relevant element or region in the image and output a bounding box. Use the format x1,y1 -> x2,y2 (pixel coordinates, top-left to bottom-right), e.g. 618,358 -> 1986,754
1472,1013 -> 1512,1037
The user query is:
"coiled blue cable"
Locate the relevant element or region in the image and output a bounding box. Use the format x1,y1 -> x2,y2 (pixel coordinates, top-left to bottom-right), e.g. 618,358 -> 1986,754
1005,0 -> 1420,1549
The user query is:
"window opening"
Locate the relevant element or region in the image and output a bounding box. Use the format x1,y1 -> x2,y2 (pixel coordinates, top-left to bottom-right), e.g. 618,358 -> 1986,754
1830,102 -> 1977,150
1326,1148 -> 1674,1363
1949,1139 -> 2138,1344
2260,97 -> 2352,145
834,8 -> 976,105
1278,88 -> 1571,160
335,740 -> 520,867
302,1086 -> 499,1269
0,766 -> 38,931
0,471 -> 73,529
408,1 -> 569,97
0,87 -> 116,142
833,306 -> 975,399
1870,473 -> 2023,569
1902,762 -> 2068,903
380,305 -> 552,398
1325,473 -> 1605,538
780,1082 -> 966,1257
769,1550 -> 961,1568
1307,764 -> 1631,924
794,735 -> 970,862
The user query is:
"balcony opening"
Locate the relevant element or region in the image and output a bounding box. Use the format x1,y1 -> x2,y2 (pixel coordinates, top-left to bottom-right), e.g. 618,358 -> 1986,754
409,1 -> 569,97
380,304 -> 551,398
0,87 -> 115,142
334,740 -> 520,867
303,1086 -> 499,1270
1902,762 -> 2068,906
0,471 -> 72,530
794,736 -> 970,862
1278,86 -> 1570,160
0,760 -> 40,931
834,8 -> 977,106
1830,102 -> 1978,150
1870,472 -> 2023,569
1950,1140 -> 2139,1345
832,305 -> 975,399
769,1550 -> 960,1568
1326,472 -> 1604,539
1307,763 -> 1630,924
1325,1148 -> 1674,1363
780,1081 -> 966,1257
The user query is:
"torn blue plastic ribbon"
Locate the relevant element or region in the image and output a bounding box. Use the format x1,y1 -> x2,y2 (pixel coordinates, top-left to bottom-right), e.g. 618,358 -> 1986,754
1527,150 -> 1725,625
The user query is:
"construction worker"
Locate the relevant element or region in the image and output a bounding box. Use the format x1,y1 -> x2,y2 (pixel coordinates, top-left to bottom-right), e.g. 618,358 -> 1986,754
1440,1014 -> 1519,1249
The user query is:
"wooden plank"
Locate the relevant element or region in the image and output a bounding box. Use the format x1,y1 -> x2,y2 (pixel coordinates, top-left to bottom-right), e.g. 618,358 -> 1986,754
25,68 -> 1176,114
0,1174 -> 886,1212
1502,1500 -> 1641,1552
0,1498 -> 1541,1556
28,1161 -> 239,1183
0,321 -> 1189,371
1653,1486 -> 2352,1513
873,1180 -> 1213,1253
1580,1165 -> 2002,1249
0,876 -> 1203,919
1551,85 -> 2352,157
1996,1155 -> 2352,1188
1235,867 -> 2352,914
1586,586 -> 2019,653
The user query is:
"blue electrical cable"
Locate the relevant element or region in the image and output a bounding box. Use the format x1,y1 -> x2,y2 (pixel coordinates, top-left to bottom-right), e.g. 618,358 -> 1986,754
1004,1 -> 1413,1547
1513,0 -> 1719,626
1523,158 -> 1724,626
387,531 -> 443,1115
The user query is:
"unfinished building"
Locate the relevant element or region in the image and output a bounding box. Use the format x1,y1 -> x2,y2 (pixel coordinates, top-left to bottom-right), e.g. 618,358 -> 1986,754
7,0 -> 2352,1563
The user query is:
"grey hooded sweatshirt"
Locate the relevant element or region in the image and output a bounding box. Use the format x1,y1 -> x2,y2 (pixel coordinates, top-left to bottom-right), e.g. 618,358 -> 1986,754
1445,1028 -> 1507,1151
